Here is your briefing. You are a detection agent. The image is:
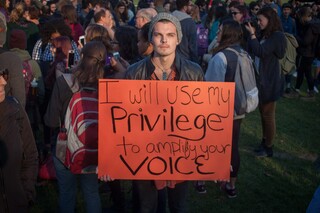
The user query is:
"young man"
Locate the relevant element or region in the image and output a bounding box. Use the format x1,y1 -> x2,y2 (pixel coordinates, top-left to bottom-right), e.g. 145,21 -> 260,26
126,13 -> 204,212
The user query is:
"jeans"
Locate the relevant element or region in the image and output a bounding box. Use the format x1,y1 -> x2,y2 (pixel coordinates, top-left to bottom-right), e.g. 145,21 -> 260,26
53,156 -> 101,213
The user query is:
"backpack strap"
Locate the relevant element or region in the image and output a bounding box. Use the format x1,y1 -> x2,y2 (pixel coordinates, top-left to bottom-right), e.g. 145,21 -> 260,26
62,73 -> 79,93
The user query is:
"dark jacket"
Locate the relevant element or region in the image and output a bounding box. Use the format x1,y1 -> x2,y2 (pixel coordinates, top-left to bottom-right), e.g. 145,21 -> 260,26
296,19 -> 320,58
125,53 -> 204,81
44,75 -> 74,128
248,31 -> 286,104
0,97 -> 38,213
172,10 -> 199,63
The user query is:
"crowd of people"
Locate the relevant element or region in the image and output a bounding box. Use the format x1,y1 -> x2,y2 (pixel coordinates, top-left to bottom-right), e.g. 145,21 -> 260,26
0,0 -> 319,212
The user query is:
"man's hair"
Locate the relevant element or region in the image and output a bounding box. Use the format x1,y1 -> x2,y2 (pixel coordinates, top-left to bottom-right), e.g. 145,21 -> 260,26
94,8 -> 106,23
0,14 -> 7,46
176,0 -> 190,10
137,8 -> 157,22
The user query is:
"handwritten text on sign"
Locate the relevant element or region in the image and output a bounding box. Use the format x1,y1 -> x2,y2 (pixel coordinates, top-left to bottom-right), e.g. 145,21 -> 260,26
98,80 -> 235,180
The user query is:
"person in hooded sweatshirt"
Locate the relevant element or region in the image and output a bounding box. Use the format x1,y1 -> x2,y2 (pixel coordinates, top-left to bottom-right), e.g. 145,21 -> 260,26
172,0 -> 199,63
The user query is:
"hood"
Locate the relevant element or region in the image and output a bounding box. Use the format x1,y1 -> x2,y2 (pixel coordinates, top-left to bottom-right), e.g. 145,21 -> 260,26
284,33 -> 299,48
172,10 -> 191,21
9,48 -> 31,61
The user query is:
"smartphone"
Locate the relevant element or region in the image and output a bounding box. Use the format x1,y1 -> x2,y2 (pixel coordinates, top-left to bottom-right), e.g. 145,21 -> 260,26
79,35 -> 85,46
67,50 -> 75,69
113,52 -> 120,60
105,54 -> 112,66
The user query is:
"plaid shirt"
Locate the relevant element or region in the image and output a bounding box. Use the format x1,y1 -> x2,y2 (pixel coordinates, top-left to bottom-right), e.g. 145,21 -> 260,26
32,39 -> 80,62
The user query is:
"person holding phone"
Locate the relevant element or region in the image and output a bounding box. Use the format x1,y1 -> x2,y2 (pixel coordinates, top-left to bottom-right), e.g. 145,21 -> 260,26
45,36 -> 72,94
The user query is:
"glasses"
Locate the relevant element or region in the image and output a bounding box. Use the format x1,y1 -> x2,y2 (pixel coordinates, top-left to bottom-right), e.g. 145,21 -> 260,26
231,11 -> 241,16
0,69 -> 8,82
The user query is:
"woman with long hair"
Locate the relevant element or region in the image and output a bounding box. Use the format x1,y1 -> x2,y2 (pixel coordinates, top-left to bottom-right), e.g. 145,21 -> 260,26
60,4 -> 84,44
44,41 -> 106,213
245,6 -> 286,157
7,2 -> 39,55
205,19 -> 247,198
115,1 -> 129,26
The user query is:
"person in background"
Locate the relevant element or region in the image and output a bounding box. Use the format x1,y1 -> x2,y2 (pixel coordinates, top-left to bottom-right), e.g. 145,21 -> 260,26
26,5 -> 40,25
248,1 -> 260,19
172,0 -> 199,63
45,41 -> 105,213
0,14 -> 26,107
0,66 -> 39,213
206,19 -> 247,198
294,6 -> 320,100
135,7 -> 157,29
44,36 -> 72,93
94,8 -> 115,40
7,2 -> 39,55
125,13 -> 204,213
113,25 -> 141,64
137,22 -> 153,57
61,4 -> 84,44
115,1 -> 129,26
280,2 -> 298,98
245,6 -> 286,157
0,0 -> 10,21
9,29 -> 45,136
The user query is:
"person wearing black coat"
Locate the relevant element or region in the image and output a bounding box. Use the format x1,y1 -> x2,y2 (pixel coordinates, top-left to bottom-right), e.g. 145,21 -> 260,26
0,69 -> 38,213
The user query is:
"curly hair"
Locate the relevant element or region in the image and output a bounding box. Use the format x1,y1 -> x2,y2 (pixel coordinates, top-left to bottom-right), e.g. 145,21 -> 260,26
40,18 -> 72,45
73,41 -> 107,88
114,25 -> 139,63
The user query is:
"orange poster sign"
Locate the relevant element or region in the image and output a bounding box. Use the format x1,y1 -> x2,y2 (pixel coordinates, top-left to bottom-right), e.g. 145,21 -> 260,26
98,80 -> 235,180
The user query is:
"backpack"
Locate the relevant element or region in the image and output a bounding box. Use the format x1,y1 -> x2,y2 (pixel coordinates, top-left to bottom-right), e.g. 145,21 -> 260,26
279,33 -> 298,75
196,23 -> 209,56
225,48 -> 259,115
57,74 -> 99,174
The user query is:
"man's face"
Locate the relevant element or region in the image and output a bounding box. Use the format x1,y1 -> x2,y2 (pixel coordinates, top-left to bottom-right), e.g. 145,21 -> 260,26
151,21 -> 179,57
102,10 -> 113,27
186,1 -> 193,14
282,8 -> 291,17
135,12 -> 147,29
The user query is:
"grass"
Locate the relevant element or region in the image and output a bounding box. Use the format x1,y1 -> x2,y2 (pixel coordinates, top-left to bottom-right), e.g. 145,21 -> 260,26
31,78 -> 320,213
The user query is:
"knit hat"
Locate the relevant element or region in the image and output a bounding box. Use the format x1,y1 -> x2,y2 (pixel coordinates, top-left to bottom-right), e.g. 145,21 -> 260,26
148,13 -> 183,44
9,29 -> 27,50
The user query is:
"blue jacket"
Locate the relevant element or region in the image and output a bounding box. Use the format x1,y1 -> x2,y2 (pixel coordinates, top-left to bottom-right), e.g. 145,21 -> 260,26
172,10 -> 199,64
281,15 -> 297,36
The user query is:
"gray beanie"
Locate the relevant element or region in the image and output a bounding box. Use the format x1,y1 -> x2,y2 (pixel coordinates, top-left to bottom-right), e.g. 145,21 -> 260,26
148,13 -> 183,44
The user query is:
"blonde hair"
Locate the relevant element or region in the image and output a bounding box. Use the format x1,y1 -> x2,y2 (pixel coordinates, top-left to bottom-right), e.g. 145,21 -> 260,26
9,2 -> 26,22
